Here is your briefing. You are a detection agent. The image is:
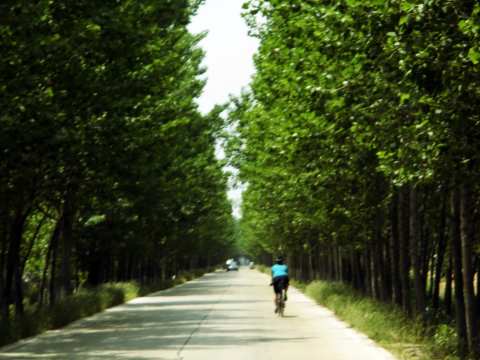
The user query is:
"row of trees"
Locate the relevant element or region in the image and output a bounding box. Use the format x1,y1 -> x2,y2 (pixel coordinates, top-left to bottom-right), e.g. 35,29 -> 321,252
230,0 -> 480,357
0,0 -> 235,323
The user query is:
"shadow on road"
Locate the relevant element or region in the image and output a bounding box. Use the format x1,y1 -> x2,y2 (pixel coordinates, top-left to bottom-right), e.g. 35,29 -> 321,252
0,271 -> 307,359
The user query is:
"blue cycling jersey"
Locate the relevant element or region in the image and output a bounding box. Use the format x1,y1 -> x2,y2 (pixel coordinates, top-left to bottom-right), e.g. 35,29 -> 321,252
271,264 -> 288,278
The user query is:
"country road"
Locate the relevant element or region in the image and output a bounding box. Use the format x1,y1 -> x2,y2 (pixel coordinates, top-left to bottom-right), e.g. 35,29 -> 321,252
0,269 -> 396,360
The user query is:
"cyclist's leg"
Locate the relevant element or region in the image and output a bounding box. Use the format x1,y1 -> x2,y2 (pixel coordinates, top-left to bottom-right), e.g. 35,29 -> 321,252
278,286 -> 285,316
273,278 -> 281,312
275,292 -> 282,313
279,276 -> 288,301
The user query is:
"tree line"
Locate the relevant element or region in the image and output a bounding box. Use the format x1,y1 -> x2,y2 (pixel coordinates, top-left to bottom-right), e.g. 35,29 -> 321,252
0,0 -> 234,325
229,0 -> 480,357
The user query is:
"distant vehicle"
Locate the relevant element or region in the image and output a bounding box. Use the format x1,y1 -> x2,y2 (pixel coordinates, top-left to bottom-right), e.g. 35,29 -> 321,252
227,260 -> 239,271
223,258 -> 234,271
249,261 -> 255,269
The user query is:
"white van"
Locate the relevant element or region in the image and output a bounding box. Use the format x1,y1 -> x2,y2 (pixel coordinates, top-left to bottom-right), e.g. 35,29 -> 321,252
227,259 -> 239,271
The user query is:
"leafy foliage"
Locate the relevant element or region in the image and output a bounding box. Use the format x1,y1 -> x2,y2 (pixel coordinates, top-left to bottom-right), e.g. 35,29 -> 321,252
0,0 -> 235,337
229,0 -> 480,357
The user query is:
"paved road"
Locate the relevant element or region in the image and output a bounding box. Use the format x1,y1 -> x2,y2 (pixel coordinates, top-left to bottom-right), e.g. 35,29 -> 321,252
0,269 -> 396,359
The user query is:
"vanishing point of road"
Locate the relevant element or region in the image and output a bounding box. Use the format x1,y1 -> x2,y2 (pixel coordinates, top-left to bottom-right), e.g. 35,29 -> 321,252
0,269 -> 396,360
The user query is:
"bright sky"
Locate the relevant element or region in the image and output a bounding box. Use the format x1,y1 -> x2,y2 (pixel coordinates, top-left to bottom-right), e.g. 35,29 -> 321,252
189,0 -> 259,114
189,0 -> 259,218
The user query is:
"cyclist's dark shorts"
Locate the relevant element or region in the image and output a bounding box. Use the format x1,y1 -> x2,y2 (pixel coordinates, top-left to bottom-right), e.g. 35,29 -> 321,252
273,275 -> 289,294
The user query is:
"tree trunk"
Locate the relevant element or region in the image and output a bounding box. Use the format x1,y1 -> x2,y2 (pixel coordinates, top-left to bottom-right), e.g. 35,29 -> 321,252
298,252 -> 305,281
390,193 -> 402,305
444,253 -> 453,315
459,183 -> 479,355
476,258 -> 480,313
49,220 -> 60,307
352,250 -> 364,292
5,210 -> 29,316
307,250 -> 314,282
365,249 -> 373,297
451,187 -> 468,356
0,222 -> 8,320
411,187 -> 425,319
382,237 -> 392,301
375,207 -> 389,301
39,218 -> 61,307
399,186 -> 411,315
13,265 -> 24,316
60,191 -> 76,298
432,190 -> 447,310
336,247 -> 343,282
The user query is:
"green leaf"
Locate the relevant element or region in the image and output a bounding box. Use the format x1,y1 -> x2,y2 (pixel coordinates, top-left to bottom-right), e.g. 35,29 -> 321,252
468,47 -> 480,65
399,15 -> 409,26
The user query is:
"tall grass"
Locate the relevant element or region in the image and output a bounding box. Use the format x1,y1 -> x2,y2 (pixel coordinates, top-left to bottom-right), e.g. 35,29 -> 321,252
304,281 -> 460,360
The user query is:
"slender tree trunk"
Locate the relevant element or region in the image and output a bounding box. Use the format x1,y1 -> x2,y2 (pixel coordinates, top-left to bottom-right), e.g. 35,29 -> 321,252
476,258 -> 480,313
307,251 -> 314,282
432,191 -> 447,310
49,221 -> 60,307
459,183 -> 479,355
5,210 -> 29,316
317,247 -> 323,279
428,248 -> 435,300
372,246 -> 379,299
60,191 -> 76,298
375,207 -> 389,301
411,187 -> 426,319
0,222 -> 8,320
390,193 -> 402,305
39,219 -> 60,307
365,249 -> 373,297
13,265 -> 23,316
337,247 -> 343,282
451,188 -> 468,356
324,248 -> 330,280
383,236 -> 392,301
349,251 -> 355,288
343,251 -> 352,284
399,186 -> 411,315
444,253 -> 453,315
352,251 -> 364,292
422,219 -> 432,303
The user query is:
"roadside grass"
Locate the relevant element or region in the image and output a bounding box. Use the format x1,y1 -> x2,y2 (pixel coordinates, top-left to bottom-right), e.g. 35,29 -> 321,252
0,267 -> 213,348
303,281 -> 460,360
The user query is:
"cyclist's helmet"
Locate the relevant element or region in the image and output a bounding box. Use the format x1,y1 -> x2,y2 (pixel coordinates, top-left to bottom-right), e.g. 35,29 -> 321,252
275,256 -> 284,264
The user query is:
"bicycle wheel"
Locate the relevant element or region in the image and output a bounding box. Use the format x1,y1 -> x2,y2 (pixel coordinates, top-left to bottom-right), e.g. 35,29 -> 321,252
278,291 -> 285,317
278,299 -> 285,317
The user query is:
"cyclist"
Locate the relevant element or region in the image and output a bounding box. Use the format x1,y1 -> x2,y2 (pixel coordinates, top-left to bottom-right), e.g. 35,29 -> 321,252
271,256 -> 289,313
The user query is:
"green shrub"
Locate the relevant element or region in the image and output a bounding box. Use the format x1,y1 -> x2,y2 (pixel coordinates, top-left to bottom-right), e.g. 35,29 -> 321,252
303,281 -> 459,360
0,309 -> 50,347
0,321 -> 15,347
432,324 -> 458,355
139,280 -> 173,296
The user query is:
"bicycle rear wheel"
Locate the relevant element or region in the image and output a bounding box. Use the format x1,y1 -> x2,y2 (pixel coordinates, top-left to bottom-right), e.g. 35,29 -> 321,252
278,291 -> 285,317
278,299 -> 285,317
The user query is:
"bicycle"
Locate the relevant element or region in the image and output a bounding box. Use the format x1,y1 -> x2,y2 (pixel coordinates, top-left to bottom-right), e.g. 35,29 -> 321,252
275,289 -> 286,317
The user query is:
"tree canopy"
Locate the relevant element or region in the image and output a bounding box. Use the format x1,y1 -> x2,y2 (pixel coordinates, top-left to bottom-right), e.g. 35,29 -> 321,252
229,0 -> 480,357
0,0 -> 235,326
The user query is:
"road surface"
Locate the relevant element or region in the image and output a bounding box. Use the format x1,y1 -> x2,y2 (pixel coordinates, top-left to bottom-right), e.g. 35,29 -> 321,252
0,269 -> 396,359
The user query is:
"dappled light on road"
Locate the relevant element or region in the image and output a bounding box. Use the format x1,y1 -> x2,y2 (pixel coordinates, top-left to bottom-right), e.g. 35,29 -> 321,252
0,271 -> 395,360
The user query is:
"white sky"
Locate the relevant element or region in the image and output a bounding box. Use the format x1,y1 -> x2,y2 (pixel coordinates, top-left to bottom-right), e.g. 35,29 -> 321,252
189,0 -> 258,218
189,0 -> 259,114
